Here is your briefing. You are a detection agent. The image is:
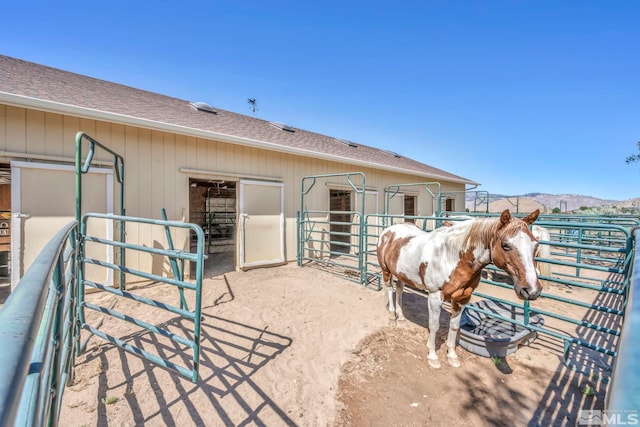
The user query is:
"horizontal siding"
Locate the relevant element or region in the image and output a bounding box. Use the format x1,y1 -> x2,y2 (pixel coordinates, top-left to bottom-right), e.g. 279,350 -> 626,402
0,105 -> 467,272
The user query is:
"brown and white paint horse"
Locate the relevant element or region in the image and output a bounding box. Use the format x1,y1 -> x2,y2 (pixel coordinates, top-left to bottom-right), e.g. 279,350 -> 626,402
377,209 -> 542,369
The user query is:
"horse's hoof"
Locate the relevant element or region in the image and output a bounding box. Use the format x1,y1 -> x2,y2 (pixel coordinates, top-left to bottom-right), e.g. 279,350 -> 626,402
428,358 -> 441,369
397,316 -> 406,322
447,357 -> 461,368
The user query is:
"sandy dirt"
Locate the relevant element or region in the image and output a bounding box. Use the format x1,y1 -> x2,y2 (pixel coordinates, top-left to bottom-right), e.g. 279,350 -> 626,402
59,262 -> 610,427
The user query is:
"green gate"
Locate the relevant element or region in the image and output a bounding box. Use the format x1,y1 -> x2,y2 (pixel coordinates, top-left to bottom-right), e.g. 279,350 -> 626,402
75,132 -> 205,382
297,172 -> 367,281
0,132 -> 206,426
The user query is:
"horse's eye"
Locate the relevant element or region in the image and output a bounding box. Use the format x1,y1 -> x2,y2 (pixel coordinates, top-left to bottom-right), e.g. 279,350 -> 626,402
502,243 -> 511,251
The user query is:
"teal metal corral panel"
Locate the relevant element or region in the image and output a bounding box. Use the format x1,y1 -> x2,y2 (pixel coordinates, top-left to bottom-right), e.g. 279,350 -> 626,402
0,221 -> 78,427
362,213 -> 634,382
606,228 -> 640,413
78,212 -> 205,383
0,132 -> 206,425
298,172 -> 367,283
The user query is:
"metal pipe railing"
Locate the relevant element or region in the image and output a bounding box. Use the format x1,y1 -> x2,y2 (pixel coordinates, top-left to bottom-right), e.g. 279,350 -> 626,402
606,228 -> 640,413
75,131 -> 126,289
364,213 -> 633,381
298,173 -> 367,281
0,221 -> 78,427
78,212 -> 205,383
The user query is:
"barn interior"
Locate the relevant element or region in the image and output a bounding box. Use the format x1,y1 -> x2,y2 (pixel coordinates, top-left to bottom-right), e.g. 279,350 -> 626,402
189,179 -> 237,277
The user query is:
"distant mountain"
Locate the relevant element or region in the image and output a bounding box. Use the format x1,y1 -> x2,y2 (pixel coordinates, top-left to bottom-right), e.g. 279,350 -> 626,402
614,197 -> 640,210
465,192 -> 628,214
525,193 -> 620,212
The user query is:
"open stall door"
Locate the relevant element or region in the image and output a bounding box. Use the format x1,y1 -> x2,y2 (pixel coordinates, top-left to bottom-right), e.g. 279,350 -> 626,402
239,180 -> 285,269
11,161 -> 113,288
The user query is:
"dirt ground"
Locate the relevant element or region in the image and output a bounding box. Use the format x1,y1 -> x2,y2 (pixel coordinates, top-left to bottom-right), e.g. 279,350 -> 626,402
59,262 -> 609,427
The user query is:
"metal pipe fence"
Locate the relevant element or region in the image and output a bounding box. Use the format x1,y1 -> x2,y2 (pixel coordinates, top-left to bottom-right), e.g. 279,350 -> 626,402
296,188 -> 637,384
297,209 -> 365,281
0,221 -> 78,427
606,227 -> 640,413
0,132 -> 207,425
297,172 -> 367,281
78,212 -> 205,382
361,213 -> 634,382
0,210 -> 207,426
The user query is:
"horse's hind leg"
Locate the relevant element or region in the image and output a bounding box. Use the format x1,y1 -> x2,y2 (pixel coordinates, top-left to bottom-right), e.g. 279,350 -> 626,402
395,281 -> 406,321
426,291 -> 442,369
382,270 -> 397,319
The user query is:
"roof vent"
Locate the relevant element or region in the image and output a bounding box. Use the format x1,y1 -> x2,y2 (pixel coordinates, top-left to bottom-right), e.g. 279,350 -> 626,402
336,138 -> 358,148
269,121 -> 295,132
189,101 -> 217,114
382,149 -> 402,158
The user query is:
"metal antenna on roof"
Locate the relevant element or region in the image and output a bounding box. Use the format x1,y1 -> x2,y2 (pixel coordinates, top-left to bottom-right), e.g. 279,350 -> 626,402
248,98 -> 258,115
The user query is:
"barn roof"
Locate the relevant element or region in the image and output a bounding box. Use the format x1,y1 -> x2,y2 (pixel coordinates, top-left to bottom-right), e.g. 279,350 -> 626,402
0,55 -> 477,185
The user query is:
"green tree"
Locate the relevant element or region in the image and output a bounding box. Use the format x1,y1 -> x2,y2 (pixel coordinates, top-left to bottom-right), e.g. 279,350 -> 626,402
552,207 -> 561,214
626,141 -> 640,164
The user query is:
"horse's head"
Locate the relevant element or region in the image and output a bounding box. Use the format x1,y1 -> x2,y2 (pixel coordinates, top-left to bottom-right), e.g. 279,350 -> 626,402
490,209 -> 542,300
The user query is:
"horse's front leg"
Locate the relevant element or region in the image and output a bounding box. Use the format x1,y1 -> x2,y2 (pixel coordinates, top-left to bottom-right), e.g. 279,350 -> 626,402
446,278 -> 480,367
446,306 -> 463,368
427,291 -> 442,369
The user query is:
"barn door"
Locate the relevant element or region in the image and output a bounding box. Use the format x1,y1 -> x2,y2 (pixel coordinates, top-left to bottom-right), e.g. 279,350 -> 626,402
238,180 -> 285,269
10,161 -> 113,288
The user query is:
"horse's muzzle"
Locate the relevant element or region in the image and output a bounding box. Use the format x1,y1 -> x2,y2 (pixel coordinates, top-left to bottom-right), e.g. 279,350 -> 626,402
517,284 -> 541,300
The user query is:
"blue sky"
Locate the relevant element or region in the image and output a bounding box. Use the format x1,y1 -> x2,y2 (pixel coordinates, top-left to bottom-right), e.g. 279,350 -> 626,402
2,1 -> 639,200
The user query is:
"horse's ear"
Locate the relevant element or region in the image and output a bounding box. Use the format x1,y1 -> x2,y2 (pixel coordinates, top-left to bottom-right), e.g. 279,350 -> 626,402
499,209 -> 511,227
523,209 -> 540,225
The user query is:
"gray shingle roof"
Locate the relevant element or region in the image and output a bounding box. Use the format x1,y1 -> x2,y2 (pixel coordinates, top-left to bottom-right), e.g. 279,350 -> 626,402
0,55 -> 476,185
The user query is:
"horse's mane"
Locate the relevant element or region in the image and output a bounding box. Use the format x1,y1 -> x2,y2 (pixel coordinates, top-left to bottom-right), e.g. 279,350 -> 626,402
459,216 -> 530,252
462,218 -> 498,252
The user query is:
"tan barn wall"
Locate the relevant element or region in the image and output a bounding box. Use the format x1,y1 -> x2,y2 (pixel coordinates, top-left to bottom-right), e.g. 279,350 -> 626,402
0,104 -> 466,278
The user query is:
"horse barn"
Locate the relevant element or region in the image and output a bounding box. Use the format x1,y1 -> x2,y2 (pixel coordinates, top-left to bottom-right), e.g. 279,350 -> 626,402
1,54 -> 639,426
0,54 -> 476,290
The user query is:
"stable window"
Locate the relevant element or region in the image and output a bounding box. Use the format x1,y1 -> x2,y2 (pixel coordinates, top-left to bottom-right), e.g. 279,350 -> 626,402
404,195 -> 416,223
446,198 -> 455,212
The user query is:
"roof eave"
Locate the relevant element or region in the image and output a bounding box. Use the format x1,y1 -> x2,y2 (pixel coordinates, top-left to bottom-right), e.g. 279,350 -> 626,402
0,91 -> 478,186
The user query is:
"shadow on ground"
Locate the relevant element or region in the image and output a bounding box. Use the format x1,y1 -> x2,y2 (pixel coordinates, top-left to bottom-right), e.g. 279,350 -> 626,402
78,311 -> 295,427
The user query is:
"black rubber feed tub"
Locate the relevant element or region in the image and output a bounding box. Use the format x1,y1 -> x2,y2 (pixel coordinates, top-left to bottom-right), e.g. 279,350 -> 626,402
459,299 -> 544,358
